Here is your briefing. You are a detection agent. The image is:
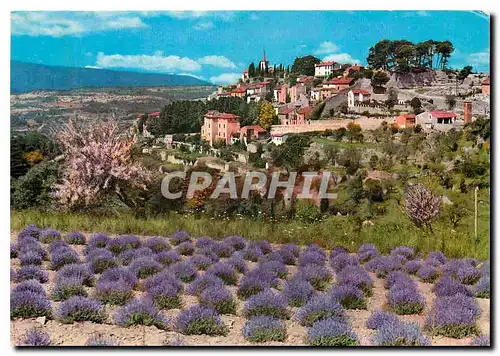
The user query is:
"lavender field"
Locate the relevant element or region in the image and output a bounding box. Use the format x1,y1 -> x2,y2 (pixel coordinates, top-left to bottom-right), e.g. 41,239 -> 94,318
10,225 -> 490,347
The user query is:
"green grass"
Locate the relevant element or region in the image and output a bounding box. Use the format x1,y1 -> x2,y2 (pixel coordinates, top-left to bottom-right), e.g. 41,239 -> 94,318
312,138 -> 377,150
11,207 -> 489,260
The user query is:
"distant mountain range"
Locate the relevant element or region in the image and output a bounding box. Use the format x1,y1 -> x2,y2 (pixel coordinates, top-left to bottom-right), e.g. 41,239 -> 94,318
11,61 -> 213,93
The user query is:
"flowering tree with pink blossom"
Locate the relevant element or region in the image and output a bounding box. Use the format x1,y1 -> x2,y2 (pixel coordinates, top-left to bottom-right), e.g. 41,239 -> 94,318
55,119 -> 152,209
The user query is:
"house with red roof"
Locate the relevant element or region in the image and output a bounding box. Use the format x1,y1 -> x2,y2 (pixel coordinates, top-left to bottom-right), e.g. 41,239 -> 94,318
482,77 -> 490,96
343,64 -> 365,77
416,111 -> 459,132
347,89 -> 371,108
395,113 -> 416,129
201,111 -> 241,146
314,61 -> 341,78
297,107 -> 314,123
323,77 -> 354,91
240,125 -> 267,141
278,107 -> 297,125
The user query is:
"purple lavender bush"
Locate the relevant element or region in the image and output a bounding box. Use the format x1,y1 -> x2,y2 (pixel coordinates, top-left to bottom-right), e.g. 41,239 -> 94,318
94,279 -> 134,306
55,296 -> 107,324
64,232 -> 86,245
11,290 -> 52,319
52,276 -> 88,301
244,289 -> 290,319
260,260 -> 288,279
357,244 -> 378,263
296,264 -> 332,291
242,245 -> 263,262
306,318 -> 359,346
175,241 -> 195,256
169,229 -> 191,246
237,276 -> 270,300
11,243 -> 18,259
15,265 -> 49,283
143,236 -> 170,253
87,233 -> 109,250
224,235 -> 247,250
194,236 -> 215,250
427,251 -> 447,266
186,274 -> 224,296
390,246 -> 416,260
210,241 -> 235,258
283,278 -> 315,307
85,335 -> 120,346
189,255 -> 213,271
433,276 -> 473,298
282,243 -> 300,258
13,279 -> 46,296
417,263 -> 440,283
17,241 -> 47,260
456,266 -> 482,285
98,267 -> 138,289
114,297 -> 169,330
387,285 -> 425,315
243,316 -> 287,343
155,250 -> 181,266
299,250 -> 326,267
227,253 -> 248,274
337,266 -> 374,297
384,271 -> 413,290
50,247 -> 80,270
39,228 -> 61,244
373,321 -> 431,346
199,285 -> 236,314
277,248 -> 297,265
20,224 -> 41,239
208,262 -> 238,285
147,280 -> 183,310
404,260 -> 422,275
246,267 -> 280,288
48,240 -> 70,253
19,328 -> 51,346
19,251 -> 44,266
118,247 -> 154,266
425,294 -> 480,338
330,284 -> 367,310
175,305 -> 228,336
474,276 -> 490,299
249,240 -> 273,255
169,261 -> 197,283
296,295 -> 345,327
85,248 -> 117,274
128,257 -> 163,279
470,334 -> 490,346
366,310 -> 399,330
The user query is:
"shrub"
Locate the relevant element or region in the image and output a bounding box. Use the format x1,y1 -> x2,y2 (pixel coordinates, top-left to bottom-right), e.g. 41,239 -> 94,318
11,243 -> 18,259
427,251 -> 447,265
299,250 -> 326,267
118,247 -> 154,266
18,242 -> 48,261
242,246 -> 263,262
194,236 -> 215,250
176,241 -> 195,256
64,232 -> 86,245
366,310 -> 399,330
186,274 -> 224,296
456,266 -> 482,285
474,276 -> 490,298
404,260 -> 422,275
282,243 -> 300,258
129,257 -> 164,279
15,265 -> 49,283
189,255 -> 213,271
55,296 -> 107,324
417,263 -> 440,283
373,321 -> 431,346
169,229 -> 191,246
357,248 -> 378,263
20,224 -> 41,240
86,248 -> 117,274
106,236 -> 140,255
114,298 -> 169,330
120,235 -> 141,249
283,278 -> 315,307
296,295 -> 345,327
260,260 -> 288,279
143,236 -> 170,253
306,318 -> 359,346
39,228 -> 61,244
243,289 -> 290,319
330,285 -> 367,310
249,240 -> 273,255
175,305 -> 228,336
211,241 -> 235,258
209,262 -> 238,285
87,233 -> 109,249
17,233 -> 39,246
52,276 -> 88,301
433,276 -> 473,297
155,250 -> 181,267
11,290 -> 52,319
387,286 -> 425,315
470,334 -> 490,346
384,271 -> 412,290
237,276 -> 270,300
227,253 -> 248,274
390,246 -> 416,260
19,251 -> 43,266
277,249 -> 296,265
98,267 -> 139,289
19,328 -> 51,346
337,266 -> 374,297
169,261 -> 197,283
13,279 -> 46,296
51,248 -> 80,270
199,286 -> 236,314
224,235 -> 247,251
85,335 -> 120,346
425,294 -> 480,338
296,264 -> 332,291
48,240 -> 70,254
94,279 -> 134,306
243,316 -> 287,343
147,281 -> 183,310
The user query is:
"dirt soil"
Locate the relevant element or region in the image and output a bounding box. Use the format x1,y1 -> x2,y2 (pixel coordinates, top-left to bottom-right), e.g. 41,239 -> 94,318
10,232 -> 490,346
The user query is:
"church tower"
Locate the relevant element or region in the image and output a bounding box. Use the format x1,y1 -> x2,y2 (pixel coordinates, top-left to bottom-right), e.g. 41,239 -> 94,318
259,50 -> 269,72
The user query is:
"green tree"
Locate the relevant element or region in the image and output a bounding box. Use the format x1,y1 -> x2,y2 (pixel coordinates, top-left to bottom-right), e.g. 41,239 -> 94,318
346,122 -> 362,143
445,94 -> 457,111
259,101 -> 277,131
337,147 -> 361,175
248,62 -> 256,78
371,71 -> 390,88
270,135 -> 311,171
291,55 -> 321,76
385,88 -> 398,110
324,145 -> 340,165
409,97 -> 423,114
457,65 -> 473,82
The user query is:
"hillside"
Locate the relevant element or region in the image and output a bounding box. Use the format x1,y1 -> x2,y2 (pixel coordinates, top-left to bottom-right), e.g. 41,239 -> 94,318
11,61 -> 213,93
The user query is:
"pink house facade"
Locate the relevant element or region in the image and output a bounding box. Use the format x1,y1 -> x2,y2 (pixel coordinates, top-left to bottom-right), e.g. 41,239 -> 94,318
201,111 -> 241,146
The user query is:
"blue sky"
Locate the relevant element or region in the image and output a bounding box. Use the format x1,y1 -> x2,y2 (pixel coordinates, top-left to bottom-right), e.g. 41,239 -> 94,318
11,11 -> 490,84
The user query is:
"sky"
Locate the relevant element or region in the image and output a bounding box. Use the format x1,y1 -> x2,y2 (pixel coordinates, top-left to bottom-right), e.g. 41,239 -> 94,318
11,11 -> 490,84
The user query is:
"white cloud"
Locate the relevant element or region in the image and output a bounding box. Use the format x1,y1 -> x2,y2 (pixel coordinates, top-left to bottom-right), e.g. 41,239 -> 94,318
467,49 -> 490,68
84,65 -> 101,69
323,53 -> 360,64
178,73 -> 206,81
193,21 -> 214,31
11,12 -> 146,37
166,11 -> 235,21
209,73 -> 241,85
314,41 -> 339,55
96,52 -> 202,72
198,55 -> 236,69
